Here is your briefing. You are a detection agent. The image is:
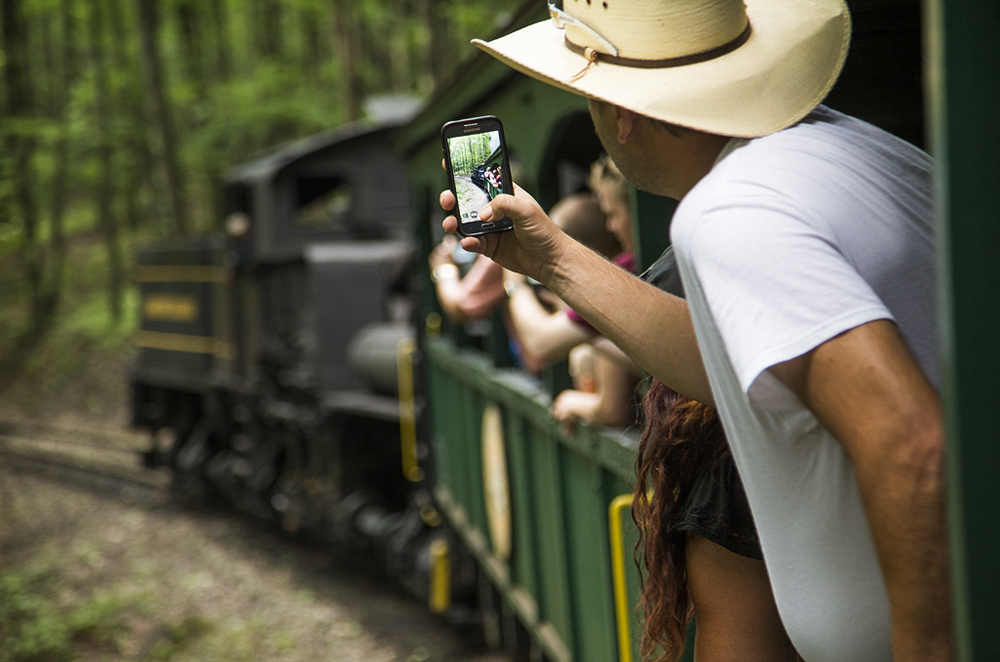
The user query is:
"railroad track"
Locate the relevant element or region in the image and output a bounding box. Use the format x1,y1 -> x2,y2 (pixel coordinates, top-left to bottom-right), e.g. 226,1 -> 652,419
0,419 -> 171,507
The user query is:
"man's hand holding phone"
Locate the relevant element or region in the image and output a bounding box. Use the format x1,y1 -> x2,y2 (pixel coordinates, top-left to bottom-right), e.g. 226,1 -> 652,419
440,115 -> 575,287
441,115 -> 515,237
439,184 -> 570,287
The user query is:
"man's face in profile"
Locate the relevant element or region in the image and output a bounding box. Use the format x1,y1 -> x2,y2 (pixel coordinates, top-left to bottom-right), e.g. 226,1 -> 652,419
588,99 -> 660,196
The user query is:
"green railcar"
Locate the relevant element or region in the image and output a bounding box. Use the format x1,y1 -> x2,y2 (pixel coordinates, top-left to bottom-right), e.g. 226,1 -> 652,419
401,7 -> 653,661
397,0 -> 1000,660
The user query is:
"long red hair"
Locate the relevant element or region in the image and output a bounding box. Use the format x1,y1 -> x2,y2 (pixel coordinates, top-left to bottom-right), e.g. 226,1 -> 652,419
632,379 -> 728,662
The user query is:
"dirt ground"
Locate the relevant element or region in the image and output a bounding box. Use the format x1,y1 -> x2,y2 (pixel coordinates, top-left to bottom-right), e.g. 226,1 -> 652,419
0,343 -> 508,662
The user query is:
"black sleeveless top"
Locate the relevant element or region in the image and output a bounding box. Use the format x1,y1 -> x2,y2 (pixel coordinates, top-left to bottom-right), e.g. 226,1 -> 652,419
641,247 -> 763,560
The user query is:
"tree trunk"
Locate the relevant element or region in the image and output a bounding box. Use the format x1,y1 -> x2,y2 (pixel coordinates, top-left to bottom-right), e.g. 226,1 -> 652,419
45,0 -> 77,311
176,0 -> 206,99
209,0 -> 231,80
107,0 -> 154,229
300,5 -> 322,73
89,0 -> 124,324
360,12 -> 389,93
332,0 -> 363,121
40,8 -> 58,113
426,0 -> 452,87
136,0 -> 189,234
257,0 -> 283,59
1,0 -> 51,333
390,6 -> 413,93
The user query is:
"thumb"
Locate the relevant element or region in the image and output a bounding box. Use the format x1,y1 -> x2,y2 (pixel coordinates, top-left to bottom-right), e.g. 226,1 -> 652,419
482,193 -> 534,224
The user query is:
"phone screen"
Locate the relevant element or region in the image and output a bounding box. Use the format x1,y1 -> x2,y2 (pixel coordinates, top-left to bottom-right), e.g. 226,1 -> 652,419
442,117 -> 513,236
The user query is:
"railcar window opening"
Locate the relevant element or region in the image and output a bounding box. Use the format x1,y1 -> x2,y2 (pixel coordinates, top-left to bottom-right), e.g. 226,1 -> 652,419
294,175 -> 353,231
557,159 -> 590,198
536,111 -> 604,210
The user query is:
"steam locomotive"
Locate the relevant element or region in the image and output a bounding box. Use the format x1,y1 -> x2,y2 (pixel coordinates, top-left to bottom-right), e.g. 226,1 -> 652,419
128,113 -> 468,606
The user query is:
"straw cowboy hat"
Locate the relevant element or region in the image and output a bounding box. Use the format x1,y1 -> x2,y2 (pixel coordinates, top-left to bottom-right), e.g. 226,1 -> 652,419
473,0 -> 851,138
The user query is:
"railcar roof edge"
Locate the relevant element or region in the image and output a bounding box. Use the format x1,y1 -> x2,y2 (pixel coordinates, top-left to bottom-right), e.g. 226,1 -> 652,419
224,113 -> 418,188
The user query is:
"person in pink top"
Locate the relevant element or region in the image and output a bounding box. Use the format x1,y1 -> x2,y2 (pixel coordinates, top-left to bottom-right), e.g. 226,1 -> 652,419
504,157 -> 641,429
429,190 -> 623,382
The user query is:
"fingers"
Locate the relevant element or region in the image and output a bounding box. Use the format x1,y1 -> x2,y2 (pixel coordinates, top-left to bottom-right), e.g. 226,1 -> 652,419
484,192 -> 535,221
439,189 -> 456,211
438,185 -> 532,263
460,236 -> 485,253
549,397 -> 579,436
439,183 -> 525,218
439,189 -> 459,235
437,220 -> 486,255
439,185 -> 525,224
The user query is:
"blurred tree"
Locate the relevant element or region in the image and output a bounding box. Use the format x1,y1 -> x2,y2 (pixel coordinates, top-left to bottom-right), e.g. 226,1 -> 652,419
0,0 -> 519,355
107,0 -> 157,230
299,0 -> 323,74
332,0 -> 363,121
257,0 -> 284,59
2,0 -> 53,333
89,0 -> 125,324
209,0 -> 231,81
424,0 -> 453,86
176,0 -> 207,101
41,0 -> 78,313
136,0 -> 189,234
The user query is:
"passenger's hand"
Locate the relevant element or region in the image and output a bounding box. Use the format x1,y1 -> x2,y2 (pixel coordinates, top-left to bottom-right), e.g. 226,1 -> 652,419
549,389 -> 599,436
501,268 -> 528,289
440,184 -> 569,284
429,234 -> 458,270
536,287 -> 568,313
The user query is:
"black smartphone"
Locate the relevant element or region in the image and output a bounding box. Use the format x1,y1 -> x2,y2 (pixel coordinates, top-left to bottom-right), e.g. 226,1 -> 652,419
441,116 -> 515,236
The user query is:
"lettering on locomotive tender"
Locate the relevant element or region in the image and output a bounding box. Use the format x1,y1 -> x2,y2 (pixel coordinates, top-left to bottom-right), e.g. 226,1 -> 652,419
142,293 -> 199,323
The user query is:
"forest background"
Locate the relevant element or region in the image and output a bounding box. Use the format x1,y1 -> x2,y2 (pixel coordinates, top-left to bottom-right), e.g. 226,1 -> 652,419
0,0 -> 508,398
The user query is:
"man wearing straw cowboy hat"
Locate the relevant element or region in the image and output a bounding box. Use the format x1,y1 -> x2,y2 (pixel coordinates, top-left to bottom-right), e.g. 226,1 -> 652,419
440,0 -> 950,660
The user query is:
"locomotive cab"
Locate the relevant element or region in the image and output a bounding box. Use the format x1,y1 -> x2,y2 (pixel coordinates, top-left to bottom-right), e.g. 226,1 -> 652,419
131,117 -> 424,538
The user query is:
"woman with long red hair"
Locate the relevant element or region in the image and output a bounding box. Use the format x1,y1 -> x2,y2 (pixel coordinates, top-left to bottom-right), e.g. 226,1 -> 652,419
632,252 -> 801,662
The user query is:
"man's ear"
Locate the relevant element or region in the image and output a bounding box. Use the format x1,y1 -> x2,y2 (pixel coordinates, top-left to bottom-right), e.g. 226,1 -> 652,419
616,107 -> 638,144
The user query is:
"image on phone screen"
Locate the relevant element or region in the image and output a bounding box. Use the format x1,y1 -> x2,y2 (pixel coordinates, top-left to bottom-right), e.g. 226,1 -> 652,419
446,129 -> 506,225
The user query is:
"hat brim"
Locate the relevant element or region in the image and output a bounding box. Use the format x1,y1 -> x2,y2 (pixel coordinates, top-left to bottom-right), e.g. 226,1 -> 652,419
472,0 -> 850,138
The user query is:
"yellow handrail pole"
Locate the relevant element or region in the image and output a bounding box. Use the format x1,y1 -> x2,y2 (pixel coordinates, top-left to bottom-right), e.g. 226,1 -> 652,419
425,311 -> 442,336
428,538 -> 451,613
609,493 -> 635,662
396,336 -> 424,482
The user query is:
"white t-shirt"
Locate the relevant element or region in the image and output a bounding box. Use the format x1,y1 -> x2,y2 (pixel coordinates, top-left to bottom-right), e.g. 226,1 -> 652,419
671,105 -> 936,662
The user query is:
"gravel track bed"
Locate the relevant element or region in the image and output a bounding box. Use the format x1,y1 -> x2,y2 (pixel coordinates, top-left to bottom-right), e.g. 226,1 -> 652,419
0,423 -> 508,662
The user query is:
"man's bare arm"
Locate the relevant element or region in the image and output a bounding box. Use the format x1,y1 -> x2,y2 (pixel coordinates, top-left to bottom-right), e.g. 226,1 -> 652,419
770,319 -> 952,662
441,187 -> 713,405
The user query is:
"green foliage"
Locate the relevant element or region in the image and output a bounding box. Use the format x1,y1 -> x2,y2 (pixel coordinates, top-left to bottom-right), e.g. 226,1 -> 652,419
63,284 -> 139,346
0,0 -> 515,371
0,568 -> 129,662
0,572 -> 72,662
186,60 -> 344,180
146,614 -> 214,661
448,133 -> 495,176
